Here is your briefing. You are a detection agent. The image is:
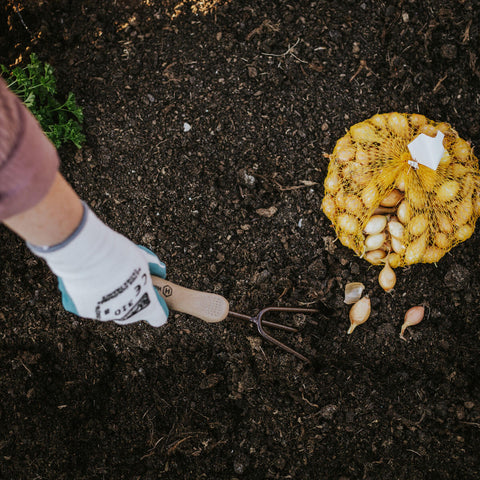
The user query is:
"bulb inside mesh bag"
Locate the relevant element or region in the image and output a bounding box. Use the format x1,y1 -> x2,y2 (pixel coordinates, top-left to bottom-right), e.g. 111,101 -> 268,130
322,112 -> 480,267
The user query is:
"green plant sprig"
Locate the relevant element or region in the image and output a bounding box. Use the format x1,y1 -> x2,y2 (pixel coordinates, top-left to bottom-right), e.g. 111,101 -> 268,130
1,53 -> 85,149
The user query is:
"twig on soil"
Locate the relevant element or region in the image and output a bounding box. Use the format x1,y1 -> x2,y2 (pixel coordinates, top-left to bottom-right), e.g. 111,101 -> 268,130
167,434 -> 200,455
19,359 -> 32,376
261,38 -> 308,64
461,421 -> 480,428
406,449 -> 422,456
167,436 -> 194,455
301,392 -> 319,408
255,174 -> 319,191
140,437 -> 164,460
246,19 -> 280,41
462,19 -> 472,44
433,74 -> 448,94
350,60 -> 376,82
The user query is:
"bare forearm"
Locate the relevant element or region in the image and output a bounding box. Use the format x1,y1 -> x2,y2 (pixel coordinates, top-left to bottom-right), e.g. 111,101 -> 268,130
3,172 -> 83,246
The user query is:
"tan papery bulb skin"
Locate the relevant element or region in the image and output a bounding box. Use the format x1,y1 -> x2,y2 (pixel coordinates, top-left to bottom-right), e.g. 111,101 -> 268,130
400,306 -> 425,340
378,260 -> 396,292
344,282 -> 365,305
348,296 -> 371,334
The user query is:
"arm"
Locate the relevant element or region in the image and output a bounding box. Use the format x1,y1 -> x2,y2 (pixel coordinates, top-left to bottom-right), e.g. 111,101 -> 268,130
3,171 -> 83,246
0,77 -> 168,327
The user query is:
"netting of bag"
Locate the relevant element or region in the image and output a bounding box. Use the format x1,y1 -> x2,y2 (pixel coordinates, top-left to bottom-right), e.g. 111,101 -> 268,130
322,113 -> 480,268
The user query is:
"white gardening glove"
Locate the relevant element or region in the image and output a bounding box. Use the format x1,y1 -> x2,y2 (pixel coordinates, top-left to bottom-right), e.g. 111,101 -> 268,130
29,203 -> 168,326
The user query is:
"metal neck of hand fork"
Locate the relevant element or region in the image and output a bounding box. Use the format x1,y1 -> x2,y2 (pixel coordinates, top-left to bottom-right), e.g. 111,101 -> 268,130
151,276 -> 329,362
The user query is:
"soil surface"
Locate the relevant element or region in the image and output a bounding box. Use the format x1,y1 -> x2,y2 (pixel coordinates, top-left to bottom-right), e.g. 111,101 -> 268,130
1,1 -> 480,479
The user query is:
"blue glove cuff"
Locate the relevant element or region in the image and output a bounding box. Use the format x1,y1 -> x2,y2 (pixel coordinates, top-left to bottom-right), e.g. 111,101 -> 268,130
137,245 -> 167,279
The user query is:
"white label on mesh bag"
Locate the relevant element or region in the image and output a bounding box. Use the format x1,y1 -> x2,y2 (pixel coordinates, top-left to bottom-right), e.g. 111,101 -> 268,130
407,131 -> 446,171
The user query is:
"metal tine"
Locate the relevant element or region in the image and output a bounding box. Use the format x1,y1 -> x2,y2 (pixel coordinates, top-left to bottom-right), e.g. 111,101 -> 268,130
257,306 -> 321,316
256,317 -> 310,363
257,307 -> 320,362
261,320 -> 298,332
228,312 -> 297,332
229,306 -> 321,362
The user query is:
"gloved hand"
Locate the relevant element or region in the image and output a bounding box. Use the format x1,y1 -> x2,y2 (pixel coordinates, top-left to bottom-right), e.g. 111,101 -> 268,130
28,203 -> 168,326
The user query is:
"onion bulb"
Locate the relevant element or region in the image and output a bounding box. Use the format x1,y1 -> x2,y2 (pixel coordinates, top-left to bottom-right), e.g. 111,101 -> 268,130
372,206 -> 396,215
365,232 -> 387,251
380,189 -> 404,207
344,282 -> 365,305
348,296 -> 371,334
400,306 -> 425,340
337,213 -> 360,234
361,183 -> 380,209
408,214 -> 428,236
387,112 -> 410,136
388,252 -> 401,268
419,124 -> 438,137
437,180 -> 460,203
324,173 -> 341,193
364,215 -> 387,235
396,200 -> 410,224
378,260 -> 396,292
364,249 -> 387,265
391,236 -> 406,254
322,195 -> 336,219
344,194 -> 364,216
455,224 -> 474,242
337,148 -> 356,162
396,172 -> 406,192
388,219 -> 404,239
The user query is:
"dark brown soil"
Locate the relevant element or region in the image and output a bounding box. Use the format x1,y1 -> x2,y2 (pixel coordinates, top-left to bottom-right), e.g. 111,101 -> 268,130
1,1 -> 480,479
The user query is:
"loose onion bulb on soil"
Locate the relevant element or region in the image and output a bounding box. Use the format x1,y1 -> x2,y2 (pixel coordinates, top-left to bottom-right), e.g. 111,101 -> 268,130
378,260 -> 396,292
344,282 -> 365,305
348,296 -> 371,334
400,306 -> 425,340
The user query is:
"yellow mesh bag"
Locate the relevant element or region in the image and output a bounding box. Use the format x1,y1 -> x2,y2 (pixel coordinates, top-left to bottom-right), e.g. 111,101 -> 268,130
322,113 -> 480,268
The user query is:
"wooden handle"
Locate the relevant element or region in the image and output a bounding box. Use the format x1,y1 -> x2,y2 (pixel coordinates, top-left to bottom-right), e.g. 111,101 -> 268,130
151,275 -> 229,323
